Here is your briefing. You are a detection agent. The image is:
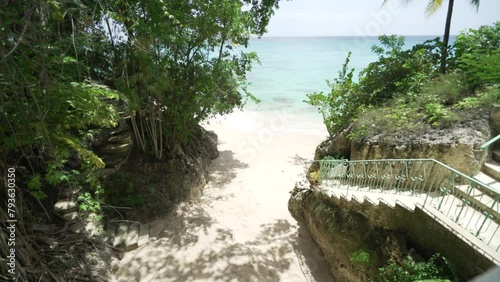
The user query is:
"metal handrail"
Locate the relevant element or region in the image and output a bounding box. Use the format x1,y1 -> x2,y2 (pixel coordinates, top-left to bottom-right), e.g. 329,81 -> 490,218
316,158 -> 500,253
474,134 -> 500,175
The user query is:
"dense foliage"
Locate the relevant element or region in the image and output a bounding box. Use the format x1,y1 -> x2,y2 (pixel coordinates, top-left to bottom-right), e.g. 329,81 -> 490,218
385,0 -> 481,73
1,0 -> 280,203
0,0 -> 280,280
455,22 -> 500,89
307,21 -> 500,139
105,0 -> 280,158
377,254 -> 457,282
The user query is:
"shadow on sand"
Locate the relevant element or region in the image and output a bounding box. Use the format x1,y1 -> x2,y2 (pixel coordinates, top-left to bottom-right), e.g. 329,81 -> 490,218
114,147 -> 334,281
207,150 -> 248,189
116,217 -> 334,281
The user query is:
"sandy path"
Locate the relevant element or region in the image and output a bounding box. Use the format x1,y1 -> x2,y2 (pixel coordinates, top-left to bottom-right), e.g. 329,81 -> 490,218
112,110 -> 334,282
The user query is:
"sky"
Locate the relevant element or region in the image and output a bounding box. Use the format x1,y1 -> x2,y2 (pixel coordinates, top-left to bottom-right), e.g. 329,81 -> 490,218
263,0 -> 500,37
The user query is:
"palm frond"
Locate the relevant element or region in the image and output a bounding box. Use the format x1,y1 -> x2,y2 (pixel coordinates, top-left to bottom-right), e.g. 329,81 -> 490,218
382,0 -> 480,15
425,0 -> 444,15
468,0 -> 480,10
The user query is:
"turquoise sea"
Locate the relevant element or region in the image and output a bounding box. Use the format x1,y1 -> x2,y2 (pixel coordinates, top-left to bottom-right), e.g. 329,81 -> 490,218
243,36 -> 454,116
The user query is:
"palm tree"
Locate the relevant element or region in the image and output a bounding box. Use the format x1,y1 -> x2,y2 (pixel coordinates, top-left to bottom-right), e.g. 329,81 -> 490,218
384,0 -> 480,73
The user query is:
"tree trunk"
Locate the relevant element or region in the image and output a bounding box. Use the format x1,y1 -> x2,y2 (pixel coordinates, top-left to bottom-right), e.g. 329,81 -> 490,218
441,0 -> 455,74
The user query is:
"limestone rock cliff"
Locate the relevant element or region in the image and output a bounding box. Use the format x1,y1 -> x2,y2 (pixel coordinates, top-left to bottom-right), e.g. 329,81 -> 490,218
288,182 -> 410,282
315,111 -> 493,176
288,182 -> 494,281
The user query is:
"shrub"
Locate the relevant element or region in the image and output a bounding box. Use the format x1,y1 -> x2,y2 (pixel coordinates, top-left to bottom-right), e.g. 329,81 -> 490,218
378,254 -> 456,282
308,171 -> 320,185
307,22 -> 500,140
351,249 -> 371,264
454,21 -> 500,59
305,52 -> 359,136
424,103 -> 459,127
346,105 -> 427,141
416,71 -> 468,106
458,49 -> 500,89
454,21 -> 500,89
457,85 -> 500,109
306,35 -> 443,137
359,36 -> 442,104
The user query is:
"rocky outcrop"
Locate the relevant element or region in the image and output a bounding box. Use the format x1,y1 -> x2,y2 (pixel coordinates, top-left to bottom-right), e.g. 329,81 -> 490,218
315,118 -> 491,176
169,126 -> 219,195
297,108 -> 500,281
288,182 -> 410,282
350,127 -> 487,176
106,125 -> 219,221
289,182 -> 495,282
314,126 -> 352,161
94,99 -> 219,237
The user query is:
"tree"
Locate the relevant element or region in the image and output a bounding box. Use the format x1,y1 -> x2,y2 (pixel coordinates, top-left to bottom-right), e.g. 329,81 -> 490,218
0,0 -> 118,191
383,0 -> 480,73
0,0 -> 281,279
97,0 -> 280,158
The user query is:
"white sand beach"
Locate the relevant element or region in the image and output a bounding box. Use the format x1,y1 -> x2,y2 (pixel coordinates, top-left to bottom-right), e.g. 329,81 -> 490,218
112,109 -> 334,281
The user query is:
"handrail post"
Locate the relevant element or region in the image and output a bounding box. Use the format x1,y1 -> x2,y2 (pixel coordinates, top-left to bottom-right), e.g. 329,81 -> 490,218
473,150 -> 488,175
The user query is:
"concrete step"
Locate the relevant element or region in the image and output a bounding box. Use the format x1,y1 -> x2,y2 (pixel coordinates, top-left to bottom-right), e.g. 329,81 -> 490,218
105,222 -> 118,245
453,184 -> 500,225
113,223 -> 128,248
482,160 -> 500,182
110,120 -> 130,136
125,223 -> 139,251
96,168 -> 117,177
97,116 -> 132,170
105,221 -> 149,252
320,182 -> 500,255
319,185 -> 420,211
418,202 -> 500,262
493,150 -> 500,163
62,211 -> 80,223
100,98 -> 129,116
59,186 -> 81,198
100,143 -> 132,155
422,191 -> 500,252
107,132 -> 132,144
138,223 -> 150,247
54,199 -> 78,214
474,172 -> 500,193
101,154 -> 128,168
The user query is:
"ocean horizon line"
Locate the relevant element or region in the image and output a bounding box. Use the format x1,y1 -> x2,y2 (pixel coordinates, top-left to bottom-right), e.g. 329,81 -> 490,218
254,34 -> 451,39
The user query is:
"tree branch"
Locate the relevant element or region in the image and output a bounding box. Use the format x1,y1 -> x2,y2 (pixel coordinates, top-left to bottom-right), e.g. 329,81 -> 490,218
0,21 -> 29,63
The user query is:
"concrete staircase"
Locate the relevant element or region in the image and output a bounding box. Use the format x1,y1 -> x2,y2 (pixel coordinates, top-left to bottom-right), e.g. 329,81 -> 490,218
473,148 -> 500,222
51,99 -> 148,255
318,175 -> 500,263
104,221 -> 150,252
97,100 -> 151,253
54,194 -> 152,254
478,149 -> 500,186
96,99 -> 133,177
54,186 -> 101,236
54,188 -> 80,231
318,185 -> 422,212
